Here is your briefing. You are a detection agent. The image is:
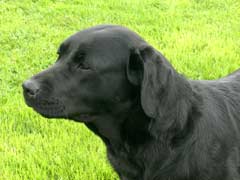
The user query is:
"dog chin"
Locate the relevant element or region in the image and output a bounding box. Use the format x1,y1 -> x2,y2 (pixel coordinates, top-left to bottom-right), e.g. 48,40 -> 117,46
32,106 -> 66,119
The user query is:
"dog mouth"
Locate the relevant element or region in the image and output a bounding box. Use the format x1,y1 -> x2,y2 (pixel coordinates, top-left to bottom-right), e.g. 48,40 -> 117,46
23,89 -> 100,122
24,96 -> 97,121
24,96 -> 66,118
33,105 -> 66,118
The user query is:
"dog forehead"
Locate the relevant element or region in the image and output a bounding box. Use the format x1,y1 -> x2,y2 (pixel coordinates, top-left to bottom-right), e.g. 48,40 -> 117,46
60,25 -> 147,65
66,25 -> 143,48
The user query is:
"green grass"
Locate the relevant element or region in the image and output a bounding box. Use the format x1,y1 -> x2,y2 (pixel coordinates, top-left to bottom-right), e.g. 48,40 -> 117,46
0,0 -> 239,179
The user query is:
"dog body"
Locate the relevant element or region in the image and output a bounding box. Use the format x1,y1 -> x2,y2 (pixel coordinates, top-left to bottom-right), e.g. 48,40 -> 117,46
23,25 -> 240,180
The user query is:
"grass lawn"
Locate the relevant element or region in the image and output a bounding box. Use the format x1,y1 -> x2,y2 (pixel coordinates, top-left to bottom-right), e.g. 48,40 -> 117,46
0,0 -> 239,179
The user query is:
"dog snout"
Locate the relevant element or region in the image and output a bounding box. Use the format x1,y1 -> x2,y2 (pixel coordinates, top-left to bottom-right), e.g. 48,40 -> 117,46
22,79 -> 40,98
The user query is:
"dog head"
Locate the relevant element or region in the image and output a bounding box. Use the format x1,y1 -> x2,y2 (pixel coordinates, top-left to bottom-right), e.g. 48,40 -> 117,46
23,25 -> 192,137
23,25 -> 145,121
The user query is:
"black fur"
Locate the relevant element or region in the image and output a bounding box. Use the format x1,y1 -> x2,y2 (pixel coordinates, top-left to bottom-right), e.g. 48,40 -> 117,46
23,25 -> 240,180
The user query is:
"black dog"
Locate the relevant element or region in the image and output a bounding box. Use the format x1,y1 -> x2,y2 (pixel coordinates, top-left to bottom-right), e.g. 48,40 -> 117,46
23,25 -> 240,180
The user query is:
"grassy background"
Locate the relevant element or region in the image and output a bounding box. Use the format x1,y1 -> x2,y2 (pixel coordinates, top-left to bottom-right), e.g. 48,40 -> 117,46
0,0 -> 240,179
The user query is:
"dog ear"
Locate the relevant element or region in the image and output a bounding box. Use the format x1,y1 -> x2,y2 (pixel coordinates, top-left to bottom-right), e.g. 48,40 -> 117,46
126,48 -> 144,86
127,45 -> 193,138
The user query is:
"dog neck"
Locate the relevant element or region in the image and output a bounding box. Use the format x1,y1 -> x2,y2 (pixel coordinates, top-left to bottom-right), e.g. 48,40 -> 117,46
84,85 -> 198,152
84,97 -> 152,152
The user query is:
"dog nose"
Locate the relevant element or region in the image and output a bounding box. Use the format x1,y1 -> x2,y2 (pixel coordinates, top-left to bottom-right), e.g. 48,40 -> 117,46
22,79 -> 40,97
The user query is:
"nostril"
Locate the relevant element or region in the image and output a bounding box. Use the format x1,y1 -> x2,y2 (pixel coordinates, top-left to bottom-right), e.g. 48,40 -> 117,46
25,87 -> 35,96
22,80 -> 40,97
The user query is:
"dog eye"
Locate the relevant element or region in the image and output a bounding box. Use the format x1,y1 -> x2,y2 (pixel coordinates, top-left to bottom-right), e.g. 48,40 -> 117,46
75,54 -> 90,70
